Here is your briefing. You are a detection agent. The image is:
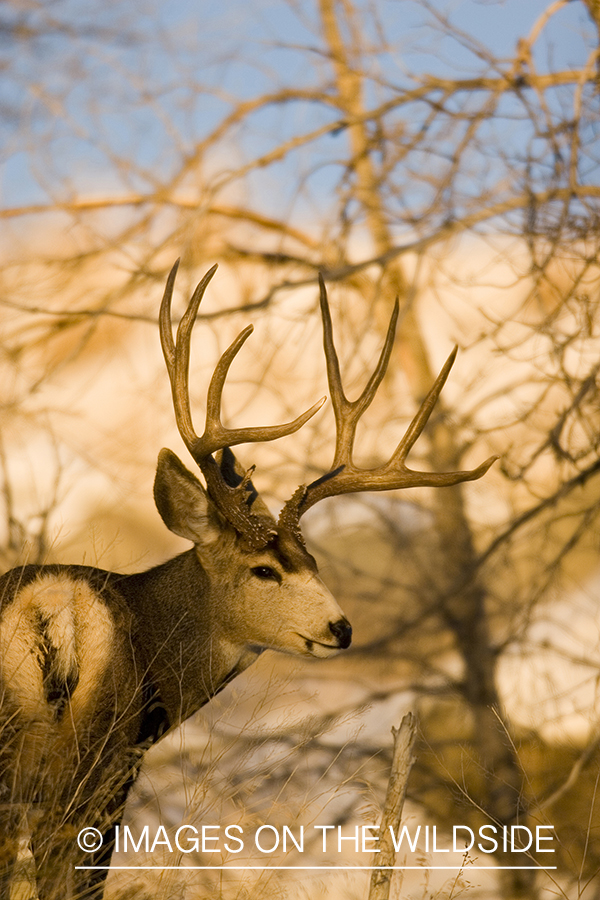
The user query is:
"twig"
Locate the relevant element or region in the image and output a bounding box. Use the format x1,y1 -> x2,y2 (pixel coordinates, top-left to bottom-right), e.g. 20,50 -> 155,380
368,712 -> 418,900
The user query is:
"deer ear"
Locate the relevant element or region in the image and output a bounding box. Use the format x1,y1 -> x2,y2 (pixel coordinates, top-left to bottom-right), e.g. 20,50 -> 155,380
154,449 -> 223,545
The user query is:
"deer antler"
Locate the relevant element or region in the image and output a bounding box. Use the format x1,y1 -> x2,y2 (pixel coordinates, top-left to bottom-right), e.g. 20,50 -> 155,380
278,275 -> 497,533
159,260 -> 324,547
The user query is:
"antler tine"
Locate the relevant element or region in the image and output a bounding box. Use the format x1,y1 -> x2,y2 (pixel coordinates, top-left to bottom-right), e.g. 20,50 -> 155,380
159,260 -> 219,453
205,325 -> 253,429
356,298 -> 399,416
390,345 -> 458,465
159,258 -> 190,445
198,326 -> 326,460
158,258 -> 180,374
319,274 -> 399,469
318,274 -> 345,413
278,279 -> 497,530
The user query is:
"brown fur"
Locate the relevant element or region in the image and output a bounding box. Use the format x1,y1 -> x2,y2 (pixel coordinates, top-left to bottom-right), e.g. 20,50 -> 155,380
0,451 -> 350,900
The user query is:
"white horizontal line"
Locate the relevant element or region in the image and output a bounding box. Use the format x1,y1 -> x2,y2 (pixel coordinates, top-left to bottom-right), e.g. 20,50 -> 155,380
76,865 -> 556,871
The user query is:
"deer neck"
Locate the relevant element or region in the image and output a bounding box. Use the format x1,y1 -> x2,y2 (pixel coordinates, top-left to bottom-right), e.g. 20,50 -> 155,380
118,549 -> 261,727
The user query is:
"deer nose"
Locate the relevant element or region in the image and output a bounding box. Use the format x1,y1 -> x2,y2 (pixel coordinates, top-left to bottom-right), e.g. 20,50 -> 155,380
329,618 -> 352,649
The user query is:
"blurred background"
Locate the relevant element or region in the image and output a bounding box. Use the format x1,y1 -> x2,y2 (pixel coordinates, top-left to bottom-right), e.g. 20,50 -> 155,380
1,1 -> 599,898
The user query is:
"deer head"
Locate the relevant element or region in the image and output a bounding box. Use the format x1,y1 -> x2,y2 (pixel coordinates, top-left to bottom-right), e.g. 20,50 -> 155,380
154,261 -> 496,662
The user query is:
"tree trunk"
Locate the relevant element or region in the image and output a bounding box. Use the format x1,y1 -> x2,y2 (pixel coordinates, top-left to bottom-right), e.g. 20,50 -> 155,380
319,2 -> 536,894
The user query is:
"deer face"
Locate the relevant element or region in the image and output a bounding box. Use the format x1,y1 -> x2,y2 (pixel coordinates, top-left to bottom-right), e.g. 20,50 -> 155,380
234,529 -> 351,658
154,449 -> 351,659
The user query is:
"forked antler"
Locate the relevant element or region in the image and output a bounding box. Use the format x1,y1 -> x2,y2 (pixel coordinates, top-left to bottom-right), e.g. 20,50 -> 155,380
160,263 -> 496,548
159,260 -> 324,547
278,275 -> 497,533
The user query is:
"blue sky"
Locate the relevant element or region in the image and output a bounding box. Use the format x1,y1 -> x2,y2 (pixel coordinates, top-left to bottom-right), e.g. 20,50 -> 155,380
0,0 -> 594,220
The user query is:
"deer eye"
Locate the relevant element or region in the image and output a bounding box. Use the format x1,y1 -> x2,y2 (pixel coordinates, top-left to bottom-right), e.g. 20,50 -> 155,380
251,566 -> 280,582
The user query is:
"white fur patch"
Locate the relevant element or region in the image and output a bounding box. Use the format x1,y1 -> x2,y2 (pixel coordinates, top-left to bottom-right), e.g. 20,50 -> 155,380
0,572 -> 114,723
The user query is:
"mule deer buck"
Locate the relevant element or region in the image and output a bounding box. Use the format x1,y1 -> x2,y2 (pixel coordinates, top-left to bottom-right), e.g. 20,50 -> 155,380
0,262 -> 495,899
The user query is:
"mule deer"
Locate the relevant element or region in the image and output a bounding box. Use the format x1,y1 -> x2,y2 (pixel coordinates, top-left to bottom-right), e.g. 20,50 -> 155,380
0,263 -> 495,899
